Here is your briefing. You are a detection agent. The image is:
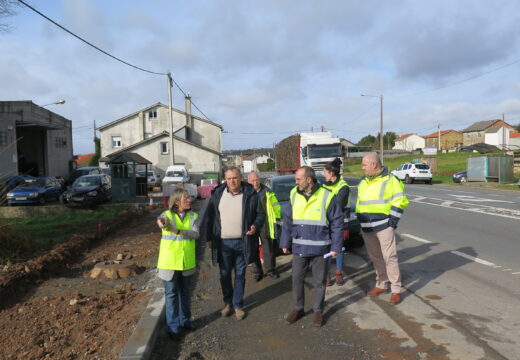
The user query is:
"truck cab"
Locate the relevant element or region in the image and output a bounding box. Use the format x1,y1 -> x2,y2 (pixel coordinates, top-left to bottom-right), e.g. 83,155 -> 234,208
300,132 -> 343,170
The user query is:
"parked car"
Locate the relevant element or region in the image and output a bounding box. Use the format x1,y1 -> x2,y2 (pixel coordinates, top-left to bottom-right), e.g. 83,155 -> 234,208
6,177 -> 63,205
452,171 -> 467,183
263,174 -> 364,249
137,170 -> 161,188
63,166 -> 102,189
162,165 -> 190,184
61,174 -> 111,207
391,162 -> 432,184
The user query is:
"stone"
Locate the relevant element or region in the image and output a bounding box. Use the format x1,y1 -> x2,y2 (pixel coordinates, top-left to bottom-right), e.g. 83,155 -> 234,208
69,299 -> 78,306
116,254 -> 124,261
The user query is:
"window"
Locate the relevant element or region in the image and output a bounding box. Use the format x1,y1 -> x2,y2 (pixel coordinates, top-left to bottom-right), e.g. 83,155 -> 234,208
112,136 -> 122,148
148,109 -> 158,120
160,141 -> 169,154
54,136 -> 67,148
0,131 -> 7,146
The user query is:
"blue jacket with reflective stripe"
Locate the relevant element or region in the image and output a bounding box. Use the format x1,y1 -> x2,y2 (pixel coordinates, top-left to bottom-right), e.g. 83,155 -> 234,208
280,184 -> 344,256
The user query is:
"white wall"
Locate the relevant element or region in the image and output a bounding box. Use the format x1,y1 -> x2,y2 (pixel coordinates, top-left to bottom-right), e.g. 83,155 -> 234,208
393,134 -> 425,151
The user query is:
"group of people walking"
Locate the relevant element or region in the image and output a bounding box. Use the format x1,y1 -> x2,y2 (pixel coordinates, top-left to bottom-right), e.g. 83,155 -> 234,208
155,153 -> 409,340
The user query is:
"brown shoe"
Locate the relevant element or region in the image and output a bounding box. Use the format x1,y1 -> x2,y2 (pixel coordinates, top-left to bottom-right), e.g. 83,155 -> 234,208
313,312 -> 323,327
389,293 -> 401,305
221,304 -> 233,317
285,309 -> 304,324
326,276 -> 331,287
367,287 -> 389,296
335,271 -> 344,286
235,308 -> 246,320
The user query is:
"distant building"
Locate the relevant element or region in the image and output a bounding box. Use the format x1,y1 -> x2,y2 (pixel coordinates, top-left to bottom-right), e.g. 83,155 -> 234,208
393,133 -> 425,151
484,126 -> 514,150
0,101 -> 74,178
462,119 -> 514,147
509,132 -> 520,150
423,129 -> 462,151
98,96 -> 223,182
242,154 -> 272,173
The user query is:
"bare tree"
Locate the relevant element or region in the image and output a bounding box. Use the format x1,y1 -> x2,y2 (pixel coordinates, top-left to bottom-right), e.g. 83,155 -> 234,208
0,0 -> 18,33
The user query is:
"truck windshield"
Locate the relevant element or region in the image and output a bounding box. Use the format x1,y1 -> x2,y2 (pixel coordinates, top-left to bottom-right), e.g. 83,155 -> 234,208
307,144 -> 342,159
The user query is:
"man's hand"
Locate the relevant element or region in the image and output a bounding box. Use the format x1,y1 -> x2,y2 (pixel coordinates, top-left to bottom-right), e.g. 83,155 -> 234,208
330,251 -> 338,257
282,248 -> 291,254
246,225 -> 256,235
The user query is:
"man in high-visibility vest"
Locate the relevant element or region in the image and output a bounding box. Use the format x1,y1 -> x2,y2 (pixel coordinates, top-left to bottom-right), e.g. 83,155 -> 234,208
248,171 -> 282,279
356,153 -> 409,305
281,166 -> 343,327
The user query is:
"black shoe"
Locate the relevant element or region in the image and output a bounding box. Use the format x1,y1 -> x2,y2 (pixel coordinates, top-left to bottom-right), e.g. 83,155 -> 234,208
167,332 -> 181,342
181,324 -> 195,331
254,274 -> 263,282
267,271 -> 279,279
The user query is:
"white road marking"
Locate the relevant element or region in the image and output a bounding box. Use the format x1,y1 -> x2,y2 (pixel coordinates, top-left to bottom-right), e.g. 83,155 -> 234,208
450,251 -> 500,268
402,233 -> 432,243
512,272 -> 520,275
449,194 -> 514,203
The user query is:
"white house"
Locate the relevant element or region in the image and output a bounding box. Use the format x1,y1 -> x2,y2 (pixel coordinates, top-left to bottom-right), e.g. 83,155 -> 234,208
484,126 -> 513,150
393,133 -> 425,151
508,132 -> 520,150
98,96 -> 223,182
242,154 -> 272,173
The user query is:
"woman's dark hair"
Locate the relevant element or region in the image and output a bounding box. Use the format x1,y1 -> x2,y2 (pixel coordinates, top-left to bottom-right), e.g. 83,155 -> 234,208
324,157 -> 342,177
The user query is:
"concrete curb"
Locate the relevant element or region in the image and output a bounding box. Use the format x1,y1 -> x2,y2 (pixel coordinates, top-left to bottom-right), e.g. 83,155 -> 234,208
119,278 -> 165,360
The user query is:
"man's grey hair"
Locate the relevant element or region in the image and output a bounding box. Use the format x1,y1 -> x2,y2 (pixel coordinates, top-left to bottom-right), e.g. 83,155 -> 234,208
224,166 -> 242,176
300,166 -> 317,183
365,153 -> 382,167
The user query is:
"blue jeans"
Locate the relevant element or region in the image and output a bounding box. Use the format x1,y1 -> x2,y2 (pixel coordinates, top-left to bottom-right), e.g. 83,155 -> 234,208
163,272 -> 192,334
336,251 -> 344,271
218,238 -> 246,309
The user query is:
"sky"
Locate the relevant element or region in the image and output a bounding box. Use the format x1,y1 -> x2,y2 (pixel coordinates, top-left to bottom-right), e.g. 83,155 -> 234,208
2,0 -> 520,155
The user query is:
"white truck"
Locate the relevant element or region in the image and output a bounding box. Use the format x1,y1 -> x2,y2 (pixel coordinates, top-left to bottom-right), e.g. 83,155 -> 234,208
275,132 -> 343,174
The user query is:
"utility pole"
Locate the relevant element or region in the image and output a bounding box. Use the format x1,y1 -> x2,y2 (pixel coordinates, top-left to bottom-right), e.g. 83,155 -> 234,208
502,113 -> 506,154
437,124 -> 441,153
167,73 -> 175,164
361,94 -> 384,165
93,120 -> 96,139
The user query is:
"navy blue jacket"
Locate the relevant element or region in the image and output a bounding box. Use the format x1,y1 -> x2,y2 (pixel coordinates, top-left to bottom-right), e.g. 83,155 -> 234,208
206,181 -> 265,265
280,184 -> 344,256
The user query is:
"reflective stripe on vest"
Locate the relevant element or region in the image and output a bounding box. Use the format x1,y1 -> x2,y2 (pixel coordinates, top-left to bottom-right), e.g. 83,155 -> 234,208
290,187 -> 331,227
360,218 -> 389,228
293,239 -> 332,246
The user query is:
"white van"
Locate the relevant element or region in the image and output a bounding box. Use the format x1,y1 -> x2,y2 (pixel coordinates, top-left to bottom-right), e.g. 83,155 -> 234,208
162,165 -> 190,184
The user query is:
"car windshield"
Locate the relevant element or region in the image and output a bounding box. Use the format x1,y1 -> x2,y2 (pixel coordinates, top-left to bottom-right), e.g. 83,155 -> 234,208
272,180 -> 295,202
19,178 -> 46,188
415,164 -> 430,169
73,176 -> 101,187
166,171 -> 184,177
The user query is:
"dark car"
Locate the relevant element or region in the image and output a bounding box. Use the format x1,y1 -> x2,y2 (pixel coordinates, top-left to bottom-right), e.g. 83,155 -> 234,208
62,174 -> 111,207
452,171 -> 467,183
63,166 -> 102,189
264,174 -> 364,250
6,177 -> 63,205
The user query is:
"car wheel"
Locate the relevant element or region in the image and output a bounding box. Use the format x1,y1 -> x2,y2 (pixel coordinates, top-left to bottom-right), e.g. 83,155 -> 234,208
460,176 -> 467,183
39,196 -> 46,205
405,175 -> 413,184
427,179 -> 433,185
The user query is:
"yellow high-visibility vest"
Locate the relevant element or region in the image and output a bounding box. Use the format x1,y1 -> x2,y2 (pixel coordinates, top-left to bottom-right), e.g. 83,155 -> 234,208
322,178 -> 350,209
356,174 -> 408,215
290,186 -> 333,227
157,210 -> 198,271
265,191 -> 281,239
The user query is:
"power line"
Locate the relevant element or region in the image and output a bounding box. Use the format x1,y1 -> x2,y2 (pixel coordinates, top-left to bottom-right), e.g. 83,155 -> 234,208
17,0 -> 213,122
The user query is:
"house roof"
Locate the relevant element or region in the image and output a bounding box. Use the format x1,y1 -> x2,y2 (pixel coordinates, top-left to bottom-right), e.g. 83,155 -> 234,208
462,119 -> 513,132
485,126 -> 503,134
423,129 -> 459,138
100,131 -> 221,159
97,102 -> 223,131
76,153 -> 95,167
510,132 -> 520,138
395,133 -> 417,141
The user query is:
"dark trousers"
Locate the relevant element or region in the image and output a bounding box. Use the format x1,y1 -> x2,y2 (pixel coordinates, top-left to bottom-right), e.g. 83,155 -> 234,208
292,254 -> 328,313
163,273 -> 192,335
253,236 -> 277,275
218,238 -> 247,309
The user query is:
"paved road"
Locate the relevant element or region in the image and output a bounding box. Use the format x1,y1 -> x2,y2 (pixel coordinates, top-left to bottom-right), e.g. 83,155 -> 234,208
395,183 -> 520,359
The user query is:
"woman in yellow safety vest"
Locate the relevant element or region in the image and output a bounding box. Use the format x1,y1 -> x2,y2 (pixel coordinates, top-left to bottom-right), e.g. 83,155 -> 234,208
156,187 -> 199,341
322,158 -> 350,286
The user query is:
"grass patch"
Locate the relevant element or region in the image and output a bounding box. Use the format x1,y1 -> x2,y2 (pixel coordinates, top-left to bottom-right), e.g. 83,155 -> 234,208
343,152 -> 518,186
0,208 -> 121,265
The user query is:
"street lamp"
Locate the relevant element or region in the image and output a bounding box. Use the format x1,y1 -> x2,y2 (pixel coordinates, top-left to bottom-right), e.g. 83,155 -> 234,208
361,94 -> 384,165
41,99 -> 66,107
